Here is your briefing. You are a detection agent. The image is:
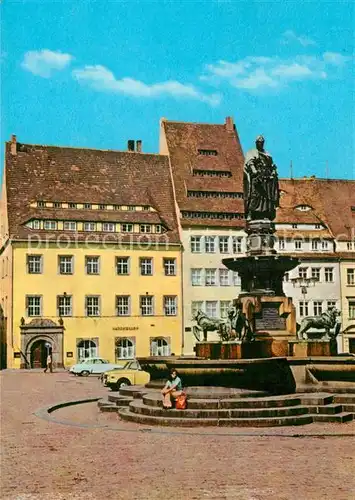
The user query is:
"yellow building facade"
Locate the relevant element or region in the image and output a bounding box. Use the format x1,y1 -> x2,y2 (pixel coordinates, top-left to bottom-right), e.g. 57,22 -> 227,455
1,137 -> 183,369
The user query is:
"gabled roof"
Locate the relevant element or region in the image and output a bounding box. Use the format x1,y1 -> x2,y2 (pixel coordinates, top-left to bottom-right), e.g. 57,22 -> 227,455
161,117 -> 245,227
4,141 -> 180,244
279,178 -> 355,241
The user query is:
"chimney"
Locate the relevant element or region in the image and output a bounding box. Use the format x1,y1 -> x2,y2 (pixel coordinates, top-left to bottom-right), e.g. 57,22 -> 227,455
225,116 -> 234,132
136,140 -> 142,153
127,140 -> 135,152
10,134 -> 17,156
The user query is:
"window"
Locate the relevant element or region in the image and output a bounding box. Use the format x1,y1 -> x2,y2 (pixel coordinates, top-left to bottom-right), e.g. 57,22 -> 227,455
315,224 -> 322,229
102,223 -> 115,232
26,296 -> 42,317
44,220 -> 57,230
64,221 -> 77,231
27,255 -> 42,274
68,203 -> 77,209
140,258 -> 153,276
294,240 -> 302,250
205,301 -> 218,318
298,267 -> 308,279
83,203 -> 92,209
321,240 -> 329,251
233,272 -> 241,286
140,296 -> 154,316
57,295 -> 72,317
142,206 -> 150,211
84,222 -> 96,232
311,267 -> 321,282
284,272 -> 289,282
299,301 -> 309,317
324,267 -> 334,283
219,269 -> 229,286
155,225 -> 162,233
121,223 -> 133,233
198,149 -> 218,156
182,211 -> 243,220
347,242 -> 354,250
191,301 -> 204,318
85,256 -> 100,275
113,205 -> 120,211
53,202 -> 62,208
126,206 -> 135,211
192,169 -> 232,178
98,204 -> 106,210
164,296 -> 177,316
349,300 -> 355,320
37,201 -> 46,208
85,296 -> 100,317
116,296 -> 130,316
205,268 -> 217,286
220,300 -> 232,319
292,223 -> 298,229
116,338 -> 135,360
347,269 -> 355,285
77,339 -> 98,361
32,220 -> 40,230
313,301 -> 323,316
191,268 -> 202,286
219,236 -> 229,253
59,256 -> 74,274
150,338 -> 170,356
140,224 -> 151,233
279,239 -> 285,250
205,236 -> 216,253
327,301 -> 336,310
116,257 -> 130,275
164,258 -> 176,276
232,237 -> 243,253
190,236 -> 202,253
312,240 -> 319,251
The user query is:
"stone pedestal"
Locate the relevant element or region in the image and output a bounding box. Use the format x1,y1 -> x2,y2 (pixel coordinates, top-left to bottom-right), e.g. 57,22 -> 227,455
288,340 -> 331,357
196,341 -> 242,360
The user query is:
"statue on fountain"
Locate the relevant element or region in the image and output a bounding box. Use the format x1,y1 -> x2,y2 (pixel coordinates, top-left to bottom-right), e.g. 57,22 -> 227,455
192,307 -> 254,342
244,135 -> 280,221
297,308 -> 341,341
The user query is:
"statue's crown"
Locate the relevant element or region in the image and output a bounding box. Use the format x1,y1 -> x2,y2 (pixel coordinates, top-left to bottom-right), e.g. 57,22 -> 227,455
256,135 -> 265,143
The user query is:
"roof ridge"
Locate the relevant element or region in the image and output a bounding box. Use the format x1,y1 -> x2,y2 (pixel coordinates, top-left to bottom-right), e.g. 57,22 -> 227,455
162,119 -> 226,127
6,141 -> 164,157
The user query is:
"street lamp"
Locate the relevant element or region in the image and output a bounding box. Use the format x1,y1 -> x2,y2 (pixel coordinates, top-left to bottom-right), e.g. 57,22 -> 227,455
290,276 -> 317,302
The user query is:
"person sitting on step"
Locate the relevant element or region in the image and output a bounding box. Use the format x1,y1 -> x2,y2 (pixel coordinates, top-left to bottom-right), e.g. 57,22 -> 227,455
161,369 -> 183,409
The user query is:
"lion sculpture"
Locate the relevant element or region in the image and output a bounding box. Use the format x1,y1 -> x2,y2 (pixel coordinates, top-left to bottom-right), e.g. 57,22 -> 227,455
297,308 -> 341,341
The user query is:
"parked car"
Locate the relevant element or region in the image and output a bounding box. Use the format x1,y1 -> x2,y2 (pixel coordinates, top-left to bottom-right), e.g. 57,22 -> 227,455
69,357 -> 124,376
102,359 -> 150,391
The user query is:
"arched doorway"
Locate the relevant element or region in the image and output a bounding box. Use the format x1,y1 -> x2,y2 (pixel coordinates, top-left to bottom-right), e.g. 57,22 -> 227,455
30,340 -> 52,368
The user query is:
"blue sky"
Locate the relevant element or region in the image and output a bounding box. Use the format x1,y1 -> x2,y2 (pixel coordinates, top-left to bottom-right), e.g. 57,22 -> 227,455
1,1 -> 354,180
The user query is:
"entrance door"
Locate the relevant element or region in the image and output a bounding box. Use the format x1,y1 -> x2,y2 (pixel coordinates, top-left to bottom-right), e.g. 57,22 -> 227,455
30,340 -> 52,368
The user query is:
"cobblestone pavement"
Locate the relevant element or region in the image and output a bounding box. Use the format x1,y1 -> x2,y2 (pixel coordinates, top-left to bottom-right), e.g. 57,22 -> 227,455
1,370 -> 355,500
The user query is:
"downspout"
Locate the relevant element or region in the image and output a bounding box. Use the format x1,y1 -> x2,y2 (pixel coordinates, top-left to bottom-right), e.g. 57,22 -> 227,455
338,256 -> 344,353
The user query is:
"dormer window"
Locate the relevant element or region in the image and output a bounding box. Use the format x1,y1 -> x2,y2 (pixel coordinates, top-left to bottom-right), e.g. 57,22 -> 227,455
128,206 -> 136,212
84,203 -> 92,209
295,205 -> 312,211
68,203 -> 77,209
140,224 -> 151,233
53,202 -> 62,208
113,205 -> 120,210
98,204 -> 106,210
198,149 -> 218,156
37,201 -> 46,208
315,224 -> 322,229
142,206 -> 150,211
292,223 -> 298,229
44,220 -> 57,230
156,225 -> 162,233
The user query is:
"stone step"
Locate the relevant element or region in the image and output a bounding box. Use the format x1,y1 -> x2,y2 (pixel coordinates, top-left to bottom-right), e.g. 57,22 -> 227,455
311,412 -> 354,423
129,400 -> 309,419
99,403 -> 119,413
142,392 -> 303,410
118,407 -> 313,427
313,404 -> 343,415
342,404 -> 355,413
333,395 -> 355,405
299,394 -> 334,406
119,385 -> 148,398
108,394 -> 133,406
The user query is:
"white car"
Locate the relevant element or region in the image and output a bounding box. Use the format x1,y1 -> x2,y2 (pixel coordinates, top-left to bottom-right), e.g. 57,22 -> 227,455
69,357 -> 124,376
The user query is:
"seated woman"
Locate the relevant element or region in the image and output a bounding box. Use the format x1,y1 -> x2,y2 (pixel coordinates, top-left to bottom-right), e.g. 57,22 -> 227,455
161,369 -> 183,409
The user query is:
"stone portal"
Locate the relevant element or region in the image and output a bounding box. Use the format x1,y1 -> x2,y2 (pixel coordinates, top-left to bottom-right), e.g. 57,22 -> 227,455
20,318 -> 64,369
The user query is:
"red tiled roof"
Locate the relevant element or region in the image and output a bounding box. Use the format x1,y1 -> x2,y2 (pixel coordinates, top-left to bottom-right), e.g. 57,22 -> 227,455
279,178 -> 355,241
162,118 -> 245,213
4,142 -> 180,244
